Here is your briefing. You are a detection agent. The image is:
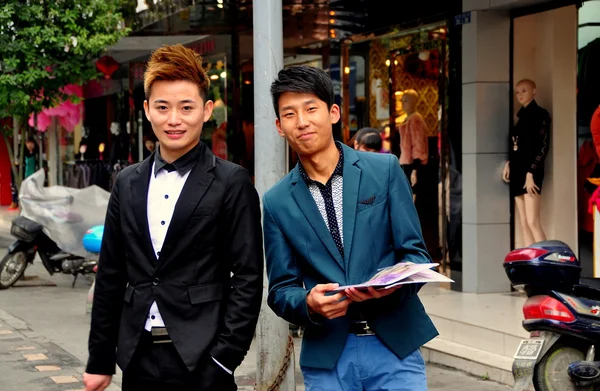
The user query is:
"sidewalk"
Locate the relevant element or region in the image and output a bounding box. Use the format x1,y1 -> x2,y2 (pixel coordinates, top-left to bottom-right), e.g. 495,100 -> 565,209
0,308 -> 118,391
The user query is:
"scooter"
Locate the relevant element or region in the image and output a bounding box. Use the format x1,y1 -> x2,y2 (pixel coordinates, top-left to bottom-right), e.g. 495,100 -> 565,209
504,240 -> 600,390
0,216 -> 101,289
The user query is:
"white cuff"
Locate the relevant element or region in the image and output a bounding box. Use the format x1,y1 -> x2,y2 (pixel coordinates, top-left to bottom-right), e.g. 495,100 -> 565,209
212,357 -> 233,375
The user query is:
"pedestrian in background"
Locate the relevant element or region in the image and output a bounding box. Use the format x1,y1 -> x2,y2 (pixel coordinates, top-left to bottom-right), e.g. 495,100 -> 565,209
352,127 -> 383,153
83,44 -> 263,391
263,65 -> 437,391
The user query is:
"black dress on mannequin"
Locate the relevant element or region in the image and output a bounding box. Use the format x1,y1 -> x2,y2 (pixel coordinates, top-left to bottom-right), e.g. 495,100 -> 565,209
509,100 -> 551,197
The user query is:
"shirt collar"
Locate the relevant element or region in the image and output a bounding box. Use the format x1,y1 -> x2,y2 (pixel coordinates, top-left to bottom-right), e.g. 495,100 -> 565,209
153,142 -> 202,177
517,100 -> 539,118
299,141 -> 344,184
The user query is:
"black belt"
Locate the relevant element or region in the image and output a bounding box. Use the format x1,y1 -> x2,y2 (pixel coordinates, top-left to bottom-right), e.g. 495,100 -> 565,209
349,321 -> 375,336
143,327 -> 172,344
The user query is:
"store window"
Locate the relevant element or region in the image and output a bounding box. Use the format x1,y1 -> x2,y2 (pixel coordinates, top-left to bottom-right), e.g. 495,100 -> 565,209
577,0 -> 600,276
341,23 -> 460,281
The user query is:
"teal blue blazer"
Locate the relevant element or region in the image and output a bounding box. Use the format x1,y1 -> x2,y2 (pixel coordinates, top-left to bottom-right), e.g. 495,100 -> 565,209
263,144 -> 438,370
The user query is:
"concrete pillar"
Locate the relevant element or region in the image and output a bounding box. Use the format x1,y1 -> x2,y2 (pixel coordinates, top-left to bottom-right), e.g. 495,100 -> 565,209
253,0 -> 295,389
461,9 -> 512,293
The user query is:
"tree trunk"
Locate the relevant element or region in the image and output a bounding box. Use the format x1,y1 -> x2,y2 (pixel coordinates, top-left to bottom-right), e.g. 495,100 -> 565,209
2,134 -> 18,193
18,118 -> 26,189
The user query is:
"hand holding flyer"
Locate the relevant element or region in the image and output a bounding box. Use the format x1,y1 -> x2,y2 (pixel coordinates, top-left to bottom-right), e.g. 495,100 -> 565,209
330,262 -> 453,293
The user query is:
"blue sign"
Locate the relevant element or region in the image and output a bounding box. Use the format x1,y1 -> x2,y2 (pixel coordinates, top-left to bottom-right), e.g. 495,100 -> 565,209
454,12 -> 471,26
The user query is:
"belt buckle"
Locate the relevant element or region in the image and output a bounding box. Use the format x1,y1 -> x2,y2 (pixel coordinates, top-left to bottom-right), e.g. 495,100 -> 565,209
151,327 -> 172,344
355,321 -> 375,337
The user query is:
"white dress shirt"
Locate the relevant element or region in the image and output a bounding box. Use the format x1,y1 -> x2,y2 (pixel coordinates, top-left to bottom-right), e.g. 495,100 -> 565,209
145,159 -> 232,375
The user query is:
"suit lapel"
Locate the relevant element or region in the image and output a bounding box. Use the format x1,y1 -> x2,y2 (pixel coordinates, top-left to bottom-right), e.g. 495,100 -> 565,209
156,146 -> 215,271
342,146 -> 361,267
130,156 -> 156,264
291,166 -> 345,270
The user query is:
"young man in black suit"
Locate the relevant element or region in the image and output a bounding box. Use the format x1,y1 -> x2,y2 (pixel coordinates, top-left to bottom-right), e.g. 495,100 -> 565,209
83,44 -> 263,391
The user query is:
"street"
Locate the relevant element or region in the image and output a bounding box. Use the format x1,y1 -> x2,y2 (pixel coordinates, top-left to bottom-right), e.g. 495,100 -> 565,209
0,209 -> 508,390
0,264 -> 510,391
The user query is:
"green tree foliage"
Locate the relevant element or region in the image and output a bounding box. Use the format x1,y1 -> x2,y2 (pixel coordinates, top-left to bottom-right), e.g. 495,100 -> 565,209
0,0 -> 130,121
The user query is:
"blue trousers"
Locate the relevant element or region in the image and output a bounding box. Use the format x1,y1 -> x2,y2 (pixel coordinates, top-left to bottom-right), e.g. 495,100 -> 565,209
301,334 -> 427,391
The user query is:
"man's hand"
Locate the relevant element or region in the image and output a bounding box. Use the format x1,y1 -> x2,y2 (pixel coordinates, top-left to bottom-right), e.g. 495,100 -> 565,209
307,283 -> 351,320
344,286 -> 402,303
83,373 -> 112,391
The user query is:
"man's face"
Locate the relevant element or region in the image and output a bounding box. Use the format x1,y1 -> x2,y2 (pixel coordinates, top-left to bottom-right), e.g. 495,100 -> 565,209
25,141 -> 34,152
515,82 -> 535,105
275,92 -> 340,156
144,80 -> 213,157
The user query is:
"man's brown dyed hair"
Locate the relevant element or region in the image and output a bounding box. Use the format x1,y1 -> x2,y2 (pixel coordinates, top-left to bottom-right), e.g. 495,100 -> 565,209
144,44 -> 210,102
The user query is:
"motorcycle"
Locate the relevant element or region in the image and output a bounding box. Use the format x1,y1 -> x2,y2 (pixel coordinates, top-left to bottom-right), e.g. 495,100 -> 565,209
0,214 -> 102,289
504,240 -> 600,390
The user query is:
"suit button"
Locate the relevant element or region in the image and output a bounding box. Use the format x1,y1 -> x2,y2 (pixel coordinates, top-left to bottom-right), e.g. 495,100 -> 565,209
153,278 -> 160,286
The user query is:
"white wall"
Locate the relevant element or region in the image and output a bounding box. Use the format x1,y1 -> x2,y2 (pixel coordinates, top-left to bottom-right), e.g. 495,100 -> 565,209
579,0 -> 600,49
512,5 -> 578,250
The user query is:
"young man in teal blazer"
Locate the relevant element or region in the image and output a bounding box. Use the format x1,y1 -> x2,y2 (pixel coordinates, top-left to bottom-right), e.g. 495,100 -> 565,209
263,65 -> 438,390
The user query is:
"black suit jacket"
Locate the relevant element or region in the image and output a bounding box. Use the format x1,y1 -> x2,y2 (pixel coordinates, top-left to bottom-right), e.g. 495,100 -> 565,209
86,143 -> 263,374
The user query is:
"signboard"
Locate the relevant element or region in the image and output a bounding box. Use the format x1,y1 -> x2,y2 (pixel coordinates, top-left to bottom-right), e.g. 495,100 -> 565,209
454,12 -> 471,26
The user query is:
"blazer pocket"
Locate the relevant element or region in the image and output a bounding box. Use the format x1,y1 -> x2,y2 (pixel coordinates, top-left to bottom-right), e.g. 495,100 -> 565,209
188,283 -> 225,305
356,194 -> 386,213
190,207 -> 216,218
123,284 -> 135,304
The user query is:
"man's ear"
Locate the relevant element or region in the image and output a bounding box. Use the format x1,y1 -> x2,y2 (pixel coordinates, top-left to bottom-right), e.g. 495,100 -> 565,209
203,100 -> 215,122
330,104 -> 341,124
143,100 -> 150,120
275,118 -> 285,137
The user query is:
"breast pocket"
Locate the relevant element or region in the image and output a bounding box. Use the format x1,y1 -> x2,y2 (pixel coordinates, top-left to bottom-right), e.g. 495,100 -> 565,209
356,194 -> 386,213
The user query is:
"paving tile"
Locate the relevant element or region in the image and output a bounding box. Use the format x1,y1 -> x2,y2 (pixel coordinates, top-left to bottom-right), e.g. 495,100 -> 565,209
50,375 -> 79,384
14,346 -> 36,351
35,365 -> 61,372
23,353 -> 48,361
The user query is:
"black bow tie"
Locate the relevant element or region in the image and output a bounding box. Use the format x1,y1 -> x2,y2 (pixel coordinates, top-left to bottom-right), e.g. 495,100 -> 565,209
163,163 -> 177,173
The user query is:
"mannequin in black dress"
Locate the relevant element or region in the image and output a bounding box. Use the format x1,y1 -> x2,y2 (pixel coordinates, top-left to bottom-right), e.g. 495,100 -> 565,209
502,79 -> 551,246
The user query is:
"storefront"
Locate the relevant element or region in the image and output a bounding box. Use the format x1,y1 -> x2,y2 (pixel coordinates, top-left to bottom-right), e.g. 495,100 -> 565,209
339,20 -> 462,282
456,0 -> 600,292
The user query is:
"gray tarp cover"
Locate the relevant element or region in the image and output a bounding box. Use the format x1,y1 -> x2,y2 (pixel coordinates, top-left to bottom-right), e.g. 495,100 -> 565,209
18,169 -> 110,257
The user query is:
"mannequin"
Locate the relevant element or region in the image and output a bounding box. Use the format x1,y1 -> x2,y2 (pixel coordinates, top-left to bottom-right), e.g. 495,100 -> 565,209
398,89 -> 429,201
502,79 -> 551,247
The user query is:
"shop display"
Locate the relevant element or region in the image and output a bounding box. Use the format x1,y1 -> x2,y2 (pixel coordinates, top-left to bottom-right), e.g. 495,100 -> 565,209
503,79 -> 551,247
398,89 -> 429,201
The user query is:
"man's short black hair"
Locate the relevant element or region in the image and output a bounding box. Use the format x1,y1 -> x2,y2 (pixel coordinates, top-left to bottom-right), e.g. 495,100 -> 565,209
270,65 -> 335,119
356,128 -> 382,151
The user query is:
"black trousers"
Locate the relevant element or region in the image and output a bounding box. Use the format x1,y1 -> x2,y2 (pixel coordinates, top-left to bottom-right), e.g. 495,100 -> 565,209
122,331 -> 236,391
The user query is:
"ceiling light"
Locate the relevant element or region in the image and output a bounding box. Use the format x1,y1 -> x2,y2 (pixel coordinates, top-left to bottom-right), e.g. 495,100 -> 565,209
385,59 -> 390,67
210,74 -> 219,80
217,3 -> 223,8
220,71 -> 226,78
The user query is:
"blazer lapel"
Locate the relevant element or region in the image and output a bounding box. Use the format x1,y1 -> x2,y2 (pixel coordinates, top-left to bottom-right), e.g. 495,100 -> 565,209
342,146 -> 361,267
130,156 -> 156,264
157,146 -> 215,271
290,166 -> 345,270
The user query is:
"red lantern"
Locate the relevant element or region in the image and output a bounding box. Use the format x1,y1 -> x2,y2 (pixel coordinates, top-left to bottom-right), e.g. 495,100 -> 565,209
96,55 -> 120,80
